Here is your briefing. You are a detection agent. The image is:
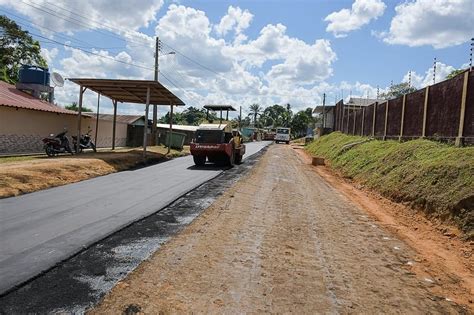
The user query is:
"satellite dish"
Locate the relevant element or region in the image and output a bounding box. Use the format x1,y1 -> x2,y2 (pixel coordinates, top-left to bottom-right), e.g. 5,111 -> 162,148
51,72 -> 64,87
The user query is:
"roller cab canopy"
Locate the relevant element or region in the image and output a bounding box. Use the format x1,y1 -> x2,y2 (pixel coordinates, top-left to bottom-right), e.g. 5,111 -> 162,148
204,104 -> 236,123
204,104 -> 236,111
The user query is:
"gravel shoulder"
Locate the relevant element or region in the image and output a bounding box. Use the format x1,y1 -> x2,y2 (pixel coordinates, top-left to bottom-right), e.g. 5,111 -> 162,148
91,144 -> 471,314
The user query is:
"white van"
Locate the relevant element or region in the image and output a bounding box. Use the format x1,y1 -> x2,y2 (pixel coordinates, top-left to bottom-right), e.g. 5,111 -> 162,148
275,127 -> 290,144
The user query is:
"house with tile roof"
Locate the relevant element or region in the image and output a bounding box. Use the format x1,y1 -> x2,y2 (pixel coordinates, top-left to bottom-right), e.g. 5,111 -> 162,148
0,81 -> 144,154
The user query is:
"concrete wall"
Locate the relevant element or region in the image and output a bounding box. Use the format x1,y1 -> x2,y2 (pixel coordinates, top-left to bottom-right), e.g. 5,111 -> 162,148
0,107 -> 128,154
88,118 -> 128,148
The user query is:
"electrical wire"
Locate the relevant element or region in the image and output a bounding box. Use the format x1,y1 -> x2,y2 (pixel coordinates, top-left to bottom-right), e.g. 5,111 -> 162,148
22,0 -> 153,48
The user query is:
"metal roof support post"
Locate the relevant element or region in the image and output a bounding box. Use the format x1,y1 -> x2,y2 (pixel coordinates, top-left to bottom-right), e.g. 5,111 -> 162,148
143,86 -> 151,157
112,99 -> 117,150
76,85 -> 86,154
95,93 -> 100,148
226,110 -> 229,121
167,102 -> 174,155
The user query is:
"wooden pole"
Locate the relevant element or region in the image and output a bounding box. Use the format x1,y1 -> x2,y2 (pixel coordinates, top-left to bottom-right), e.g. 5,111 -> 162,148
143,86 -> 151,157
361,107 -> 365,136
383,101 -> 389,140
346,106 -> 350,134
399,94 -> 406,141
112,99 -> 117,150
455,71 -> 469,146
340,102 -> 345,132
167,103 -> 174,154
422,86 -> 430,138
94,93 -> 100,148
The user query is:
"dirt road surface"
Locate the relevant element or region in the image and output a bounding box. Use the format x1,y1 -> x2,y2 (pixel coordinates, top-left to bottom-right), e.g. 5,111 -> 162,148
92,144 -> 469,314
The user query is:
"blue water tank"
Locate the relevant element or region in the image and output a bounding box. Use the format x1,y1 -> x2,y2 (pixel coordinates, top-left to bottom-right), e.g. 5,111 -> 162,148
18,65 -> 50,86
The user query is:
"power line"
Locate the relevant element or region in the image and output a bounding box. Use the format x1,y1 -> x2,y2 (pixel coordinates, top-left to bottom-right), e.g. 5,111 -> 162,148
29,32 -> 156,72
22,0 -> 153,48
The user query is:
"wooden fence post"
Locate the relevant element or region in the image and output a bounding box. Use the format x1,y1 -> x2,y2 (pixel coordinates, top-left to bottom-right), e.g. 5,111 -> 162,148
352,108 -> 357,134
422,86 -> 430,138
361,107 -> 365,136
455,71 -> 469,146
346,106 -> 350,134
372,102 -> 377,137
383,100 -> 389,140
399,94 -> 406,141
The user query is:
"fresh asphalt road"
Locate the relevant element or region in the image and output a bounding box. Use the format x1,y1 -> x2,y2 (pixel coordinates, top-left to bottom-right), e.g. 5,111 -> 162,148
0,141 -> 270,294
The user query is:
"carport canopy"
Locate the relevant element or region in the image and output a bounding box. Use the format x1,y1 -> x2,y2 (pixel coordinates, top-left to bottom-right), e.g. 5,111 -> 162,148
68,78 -> 185,156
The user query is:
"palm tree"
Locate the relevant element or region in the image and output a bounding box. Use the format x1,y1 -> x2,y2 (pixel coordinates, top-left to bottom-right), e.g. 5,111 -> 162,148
249,103 -> 262,127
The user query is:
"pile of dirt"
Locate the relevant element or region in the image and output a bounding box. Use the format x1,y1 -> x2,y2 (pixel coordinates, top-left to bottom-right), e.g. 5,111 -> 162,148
306,132 -> 474,238
0,149 -> 184,198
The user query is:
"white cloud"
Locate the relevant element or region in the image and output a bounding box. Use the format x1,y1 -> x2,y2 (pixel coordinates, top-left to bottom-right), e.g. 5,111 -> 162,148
215,6 -> 254,36
382,0 -> 473,48
402,62 -> 456,87
8,2 -> 340,114
41,47 -> 58,65
0,0 -> 164,33
324,0 -> 386,37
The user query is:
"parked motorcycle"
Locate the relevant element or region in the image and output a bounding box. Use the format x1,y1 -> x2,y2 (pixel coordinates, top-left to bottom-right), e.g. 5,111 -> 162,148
42,130 -> 73,157
72,129 -> 96,153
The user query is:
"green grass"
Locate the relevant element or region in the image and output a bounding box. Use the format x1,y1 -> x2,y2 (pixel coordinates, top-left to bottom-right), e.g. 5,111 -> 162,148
306,132 -> 474,237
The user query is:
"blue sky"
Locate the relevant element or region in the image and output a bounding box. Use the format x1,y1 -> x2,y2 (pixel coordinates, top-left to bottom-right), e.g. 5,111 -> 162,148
0,0 -> 472,116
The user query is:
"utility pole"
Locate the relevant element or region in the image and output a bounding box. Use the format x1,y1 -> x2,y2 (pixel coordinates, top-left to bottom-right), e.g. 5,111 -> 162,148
239,106 -> 242,131
322,93 -> 326,129
152,37 -> 159,145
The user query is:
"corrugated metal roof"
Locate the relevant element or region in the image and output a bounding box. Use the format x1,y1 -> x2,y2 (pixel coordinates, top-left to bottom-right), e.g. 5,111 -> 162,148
156,123 -> 198,132
0,80 -> 78,115
68,78 -> 185,106
86,113 -> 143,124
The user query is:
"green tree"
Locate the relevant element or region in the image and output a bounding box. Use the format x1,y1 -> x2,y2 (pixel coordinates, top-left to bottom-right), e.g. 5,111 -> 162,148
445,69 -> 466,80
159,106 -> 218,125
0,15 -> 47,84
380,82 -> 417,100
65,102 -> 93,112
260,104 -> 287,128
248,103 -> 262,127
290,109 -> 312,137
